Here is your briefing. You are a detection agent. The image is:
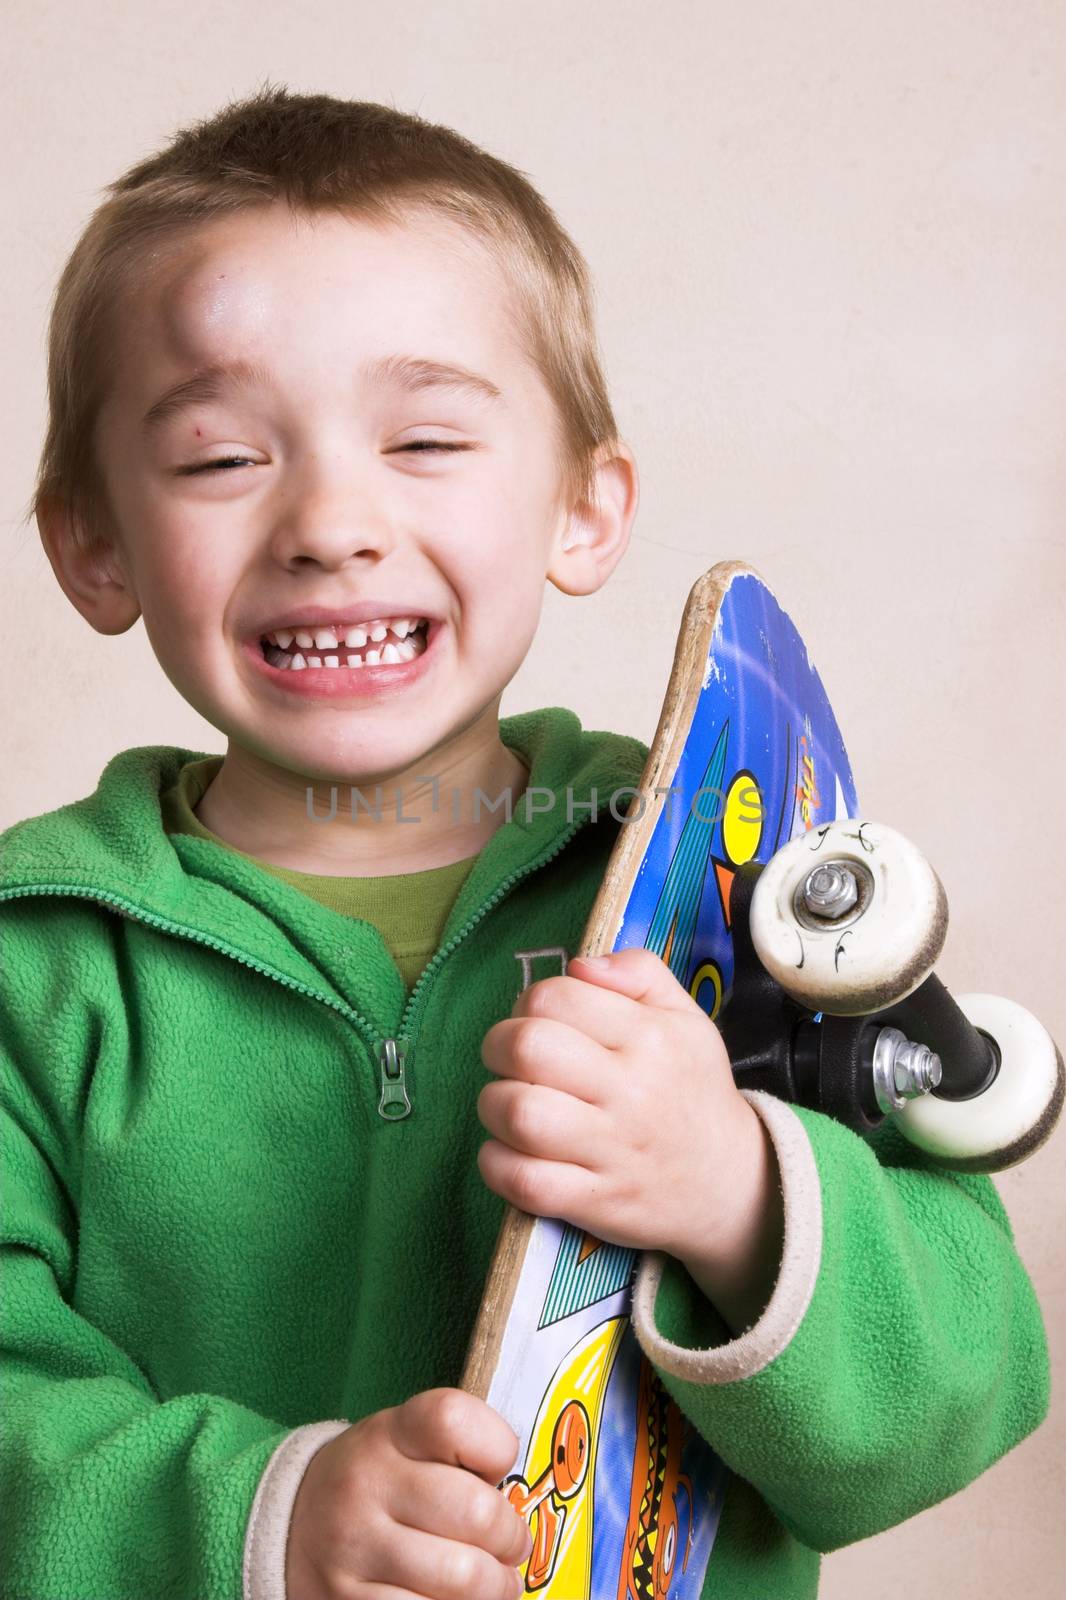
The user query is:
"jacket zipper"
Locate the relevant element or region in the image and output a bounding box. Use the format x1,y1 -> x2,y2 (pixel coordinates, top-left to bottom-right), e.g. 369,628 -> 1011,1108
0,816 -> 587,1124
372,816 -> 586,1119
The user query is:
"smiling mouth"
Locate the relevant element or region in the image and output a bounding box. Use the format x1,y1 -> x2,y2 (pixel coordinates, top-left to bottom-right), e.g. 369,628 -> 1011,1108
260,619 -> 431,670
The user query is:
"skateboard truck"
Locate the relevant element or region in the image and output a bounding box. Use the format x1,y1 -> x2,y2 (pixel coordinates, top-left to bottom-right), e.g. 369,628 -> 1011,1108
718,826 -> 1064,1171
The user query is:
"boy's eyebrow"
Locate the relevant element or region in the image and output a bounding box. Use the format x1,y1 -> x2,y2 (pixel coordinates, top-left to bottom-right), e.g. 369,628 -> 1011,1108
140,353 -> 505,432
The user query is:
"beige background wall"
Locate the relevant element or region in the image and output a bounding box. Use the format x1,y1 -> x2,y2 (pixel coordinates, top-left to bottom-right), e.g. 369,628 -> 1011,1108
3,2 -> 1063,1595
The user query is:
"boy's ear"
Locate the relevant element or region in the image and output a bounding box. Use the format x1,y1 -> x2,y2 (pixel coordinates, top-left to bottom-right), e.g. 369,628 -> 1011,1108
547,440 -> 640,598
35,493 -> 142,637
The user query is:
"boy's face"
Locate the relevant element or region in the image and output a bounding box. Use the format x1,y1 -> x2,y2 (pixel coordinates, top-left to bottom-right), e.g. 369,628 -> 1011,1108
86,203 -> 629,786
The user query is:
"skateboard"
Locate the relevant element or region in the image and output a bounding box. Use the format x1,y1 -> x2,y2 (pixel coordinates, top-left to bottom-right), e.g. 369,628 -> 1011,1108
461,561 -> 860,1598
461,561 -> 1064,1599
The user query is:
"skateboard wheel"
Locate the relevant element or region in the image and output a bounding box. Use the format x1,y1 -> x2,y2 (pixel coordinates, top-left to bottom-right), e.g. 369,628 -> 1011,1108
893,993 -> 1065,1171
749,819 -> 948,1015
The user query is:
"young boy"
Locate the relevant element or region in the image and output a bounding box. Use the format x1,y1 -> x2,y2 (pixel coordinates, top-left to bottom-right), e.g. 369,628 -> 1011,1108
0,85 -> 1049,1600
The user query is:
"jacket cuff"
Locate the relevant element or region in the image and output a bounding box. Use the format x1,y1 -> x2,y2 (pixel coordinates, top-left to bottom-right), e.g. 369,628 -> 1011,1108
243,1419 -> 351,1600
630,1089 -> 823,1383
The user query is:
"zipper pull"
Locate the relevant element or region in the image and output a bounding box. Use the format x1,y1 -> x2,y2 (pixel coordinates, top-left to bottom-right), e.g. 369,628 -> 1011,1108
377,1037 -> 412,1120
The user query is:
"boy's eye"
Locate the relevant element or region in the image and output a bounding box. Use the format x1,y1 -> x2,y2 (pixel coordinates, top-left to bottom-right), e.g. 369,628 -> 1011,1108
179,456 -> 257,475
395,441 -> 473,456
179,441 -> 472,475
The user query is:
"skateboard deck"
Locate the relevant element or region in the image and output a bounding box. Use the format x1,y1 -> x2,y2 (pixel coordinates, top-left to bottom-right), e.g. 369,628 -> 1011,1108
461,561 -> 859,1598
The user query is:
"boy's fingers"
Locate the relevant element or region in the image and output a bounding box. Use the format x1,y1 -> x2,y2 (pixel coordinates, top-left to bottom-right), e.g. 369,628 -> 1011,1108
392,1388 -> 520,1482
514,948 -> 698,1044
390,1458 -> 532,1566
481,1016 -> 610,1104
478,1076 -> 606,1164
370,1516 -> 526,1600
570,947 -> 697,1013
510,964 -> 656,1052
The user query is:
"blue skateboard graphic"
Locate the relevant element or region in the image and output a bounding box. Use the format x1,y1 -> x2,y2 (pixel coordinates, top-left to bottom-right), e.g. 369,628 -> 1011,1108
465,564 -> 858,1598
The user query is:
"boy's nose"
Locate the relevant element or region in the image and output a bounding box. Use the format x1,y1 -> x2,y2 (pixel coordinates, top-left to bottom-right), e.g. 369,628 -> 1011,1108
266,494 -> 399,569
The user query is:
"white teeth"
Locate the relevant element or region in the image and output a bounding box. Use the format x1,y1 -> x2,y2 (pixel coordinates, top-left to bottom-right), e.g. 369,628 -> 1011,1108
265,622 -> 430,670
267,616 -> 428,649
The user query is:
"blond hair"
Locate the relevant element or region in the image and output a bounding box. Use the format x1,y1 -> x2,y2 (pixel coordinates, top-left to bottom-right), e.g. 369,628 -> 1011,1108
22,80 -> 621,560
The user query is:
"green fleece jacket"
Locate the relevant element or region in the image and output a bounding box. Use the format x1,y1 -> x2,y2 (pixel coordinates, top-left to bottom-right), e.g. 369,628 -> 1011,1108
0,707 -> 1050,1600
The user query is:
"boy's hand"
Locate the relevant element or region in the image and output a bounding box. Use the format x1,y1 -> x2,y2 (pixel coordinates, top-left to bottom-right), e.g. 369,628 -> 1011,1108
285,1388 -> 533,1600
477,948 -> 784,1328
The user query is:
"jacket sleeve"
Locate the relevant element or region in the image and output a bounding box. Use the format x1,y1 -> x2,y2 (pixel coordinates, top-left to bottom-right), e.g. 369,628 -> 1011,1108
629,1087 -> 1052,1554
0,1028 -> 350,1600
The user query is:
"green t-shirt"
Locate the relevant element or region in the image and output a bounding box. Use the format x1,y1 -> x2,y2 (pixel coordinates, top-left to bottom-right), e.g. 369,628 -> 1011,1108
159,756 -> 479,994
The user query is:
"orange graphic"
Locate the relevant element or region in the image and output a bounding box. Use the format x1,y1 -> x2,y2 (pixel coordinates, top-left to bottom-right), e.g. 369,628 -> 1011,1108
661,905 -> 680,968
616,1356 -> 694,1599
504,1400 -> 591,1591
712,860 -> 735,927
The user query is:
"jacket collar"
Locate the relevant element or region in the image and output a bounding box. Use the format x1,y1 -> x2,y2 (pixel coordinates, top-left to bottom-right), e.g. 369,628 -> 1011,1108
0,708 -> 648,1017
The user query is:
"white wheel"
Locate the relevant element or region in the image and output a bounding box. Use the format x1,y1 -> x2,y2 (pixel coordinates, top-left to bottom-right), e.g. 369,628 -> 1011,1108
749,819 -> 948,1015
893,993 -> 1065,1171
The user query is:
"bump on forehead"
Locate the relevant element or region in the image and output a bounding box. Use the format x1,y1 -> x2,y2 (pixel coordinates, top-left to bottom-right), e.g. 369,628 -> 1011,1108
122,206 -> 539,407
178,205 -> 512,319
156,249 -> 272,365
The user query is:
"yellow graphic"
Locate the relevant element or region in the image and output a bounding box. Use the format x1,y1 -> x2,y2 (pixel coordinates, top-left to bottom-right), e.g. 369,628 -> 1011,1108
689,959 -> 724,1020
721,770 -> 763,865
503,1317 -> 627,1595
796,735 -> 821,827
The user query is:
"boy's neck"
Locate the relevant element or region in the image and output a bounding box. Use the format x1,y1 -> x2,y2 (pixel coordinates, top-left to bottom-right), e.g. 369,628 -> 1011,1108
192,724 -> 530,878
